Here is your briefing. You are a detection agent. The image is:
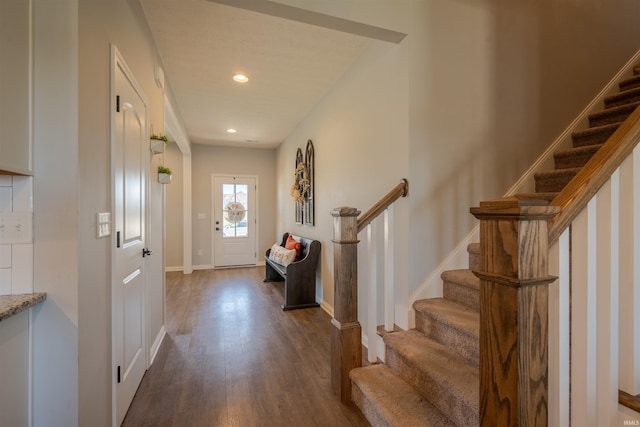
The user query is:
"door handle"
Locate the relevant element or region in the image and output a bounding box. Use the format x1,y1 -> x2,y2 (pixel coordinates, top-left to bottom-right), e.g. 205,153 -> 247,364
142,248 -> 152,257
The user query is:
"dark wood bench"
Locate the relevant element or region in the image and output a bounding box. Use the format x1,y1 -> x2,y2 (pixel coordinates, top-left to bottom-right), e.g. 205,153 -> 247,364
264,233 -> 320,311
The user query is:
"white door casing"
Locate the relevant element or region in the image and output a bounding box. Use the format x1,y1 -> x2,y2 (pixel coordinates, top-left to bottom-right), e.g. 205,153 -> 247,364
112,46 -> 148,426
212,175 -> 257,267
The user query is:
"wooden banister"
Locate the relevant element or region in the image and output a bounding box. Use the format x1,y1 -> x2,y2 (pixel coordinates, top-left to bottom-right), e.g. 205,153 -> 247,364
357,179 -> 408,233
331,178 -> 408,403
549,104 -> 640,243
471,198 -> 560,426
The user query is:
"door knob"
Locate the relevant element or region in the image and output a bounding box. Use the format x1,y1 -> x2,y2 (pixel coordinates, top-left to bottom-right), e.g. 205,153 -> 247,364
142,248 -> 152,257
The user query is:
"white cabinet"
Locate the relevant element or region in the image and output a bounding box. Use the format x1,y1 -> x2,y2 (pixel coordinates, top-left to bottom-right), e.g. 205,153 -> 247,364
0,0 -> 33,175
0,310 -> 29,427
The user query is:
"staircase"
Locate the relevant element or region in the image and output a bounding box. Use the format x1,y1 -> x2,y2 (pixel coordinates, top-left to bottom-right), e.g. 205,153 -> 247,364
351,244 -> 481,426
349,65 -> 640,426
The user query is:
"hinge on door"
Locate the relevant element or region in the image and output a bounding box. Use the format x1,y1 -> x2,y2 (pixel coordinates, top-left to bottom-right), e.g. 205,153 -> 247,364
117,366 -> 121,383
116,231 -> 121,248
116,95 -> 120,112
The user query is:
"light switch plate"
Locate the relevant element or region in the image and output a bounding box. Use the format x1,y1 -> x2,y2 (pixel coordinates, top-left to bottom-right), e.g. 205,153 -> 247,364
0,212 -> 32,244
97,212 -> 111,238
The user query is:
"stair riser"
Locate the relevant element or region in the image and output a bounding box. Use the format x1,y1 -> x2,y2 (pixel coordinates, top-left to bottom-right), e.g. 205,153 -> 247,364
468,250 -> 480,272
414,313 -> 479,367
351,383 -> 391,427
443,281 -> 479,311
572,127 -> 617,148
605,90 -> 640,108
620,77 -> 640,92
589,105 -> 637,127
535,173 -> 577,193
554,150 -> 598,169
385,348 -> 479,426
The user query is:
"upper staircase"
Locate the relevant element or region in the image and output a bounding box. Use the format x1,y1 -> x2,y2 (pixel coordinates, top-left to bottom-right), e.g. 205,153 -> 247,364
344,63 -> 640,426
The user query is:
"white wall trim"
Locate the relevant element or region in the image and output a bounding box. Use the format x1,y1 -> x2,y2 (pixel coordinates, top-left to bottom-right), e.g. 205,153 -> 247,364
148,325 -> 166,366
163,95 -> 193,275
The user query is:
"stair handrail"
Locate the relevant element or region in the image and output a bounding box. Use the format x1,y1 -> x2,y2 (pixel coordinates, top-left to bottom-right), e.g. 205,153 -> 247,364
357,179 -> 409,233
330,178 -> 408,403
470,97 -> 640,426
549,104 -> 640,243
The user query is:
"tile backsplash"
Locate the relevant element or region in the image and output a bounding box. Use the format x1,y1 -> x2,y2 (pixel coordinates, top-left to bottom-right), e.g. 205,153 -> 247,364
0,176 -> 33,295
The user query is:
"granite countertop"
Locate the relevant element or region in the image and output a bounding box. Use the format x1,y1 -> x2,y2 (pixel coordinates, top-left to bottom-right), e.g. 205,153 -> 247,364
0,293 -> 47,322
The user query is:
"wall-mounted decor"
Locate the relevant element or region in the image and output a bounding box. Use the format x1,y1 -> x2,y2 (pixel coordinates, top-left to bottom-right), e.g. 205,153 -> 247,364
290,140 -> 315,225
304,140 -> 314,225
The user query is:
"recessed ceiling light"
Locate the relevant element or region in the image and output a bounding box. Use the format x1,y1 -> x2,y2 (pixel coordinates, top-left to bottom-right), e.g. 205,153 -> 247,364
233,74 -> 249,83
226,128 -> 237,134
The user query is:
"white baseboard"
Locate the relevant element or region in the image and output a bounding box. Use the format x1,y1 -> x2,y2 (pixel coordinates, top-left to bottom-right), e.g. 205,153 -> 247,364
167,263 -> 264,273
149,325 -> 166,366
319,300 -> 334,317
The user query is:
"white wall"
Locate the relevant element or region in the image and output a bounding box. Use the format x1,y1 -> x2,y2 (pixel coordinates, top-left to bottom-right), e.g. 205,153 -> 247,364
190,144 -> 277,269
274,0 -> 640,322
275,38 -> 410,315
407,0 -> 640,297
164,142 -> 184,270
32,1 -> 79,425
77,0 -> 169,425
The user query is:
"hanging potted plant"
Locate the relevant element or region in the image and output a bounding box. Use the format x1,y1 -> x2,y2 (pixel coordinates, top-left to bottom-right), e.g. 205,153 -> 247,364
150,133 -> 169,154
157,165 -> 172,184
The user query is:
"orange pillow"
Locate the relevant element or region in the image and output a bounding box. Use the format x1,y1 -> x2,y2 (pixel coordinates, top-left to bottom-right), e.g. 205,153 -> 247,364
285,235 -> 301,261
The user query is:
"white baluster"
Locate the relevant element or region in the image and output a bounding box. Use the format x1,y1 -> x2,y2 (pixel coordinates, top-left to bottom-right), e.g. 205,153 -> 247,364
570,200 -> 598,427
366,222 -> 377,364
384,206 -> 394,332
619,147 -> 640,395
595,175 -> 618,426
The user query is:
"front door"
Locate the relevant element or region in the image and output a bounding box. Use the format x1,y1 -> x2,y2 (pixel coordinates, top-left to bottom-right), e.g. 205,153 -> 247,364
212,175 -> 257,267
113,47 -> 148,426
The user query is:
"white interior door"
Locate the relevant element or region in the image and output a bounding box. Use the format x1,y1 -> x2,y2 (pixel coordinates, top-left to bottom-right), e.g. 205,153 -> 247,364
113,47 -> 148,426
213,175 -> 257,267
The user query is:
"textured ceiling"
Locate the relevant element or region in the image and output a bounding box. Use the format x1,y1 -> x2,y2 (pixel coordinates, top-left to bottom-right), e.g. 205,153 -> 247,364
140,0 -> 373,149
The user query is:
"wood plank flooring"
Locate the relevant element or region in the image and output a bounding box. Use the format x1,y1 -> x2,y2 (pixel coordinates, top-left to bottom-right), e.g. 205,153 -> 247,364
122,267 -> 370,427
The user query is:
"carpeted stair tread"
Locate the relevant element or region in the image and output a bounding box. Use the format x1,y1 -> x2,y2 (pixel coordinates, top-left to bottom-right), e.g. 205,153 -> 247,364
571,122 -> 621,148
605,87 -> 640,108
554,143 -> 603,169
619,74 -> 640,92
534,167 -> 581,193
384,330 -> 479,426
413,298 -> 479,365
442,269 -> 479,291
442,269 -> 480,310
589,101 -> 639,127
467,243 -> 480,272
413,298 -> 479,337
350,364 -> 456,427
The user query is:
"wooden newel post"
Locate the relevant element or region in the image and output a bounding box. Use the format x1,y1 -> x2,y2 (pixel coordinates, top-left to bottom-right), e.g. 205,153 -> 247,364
470,197 -> 560,426
330,206 -> 362,403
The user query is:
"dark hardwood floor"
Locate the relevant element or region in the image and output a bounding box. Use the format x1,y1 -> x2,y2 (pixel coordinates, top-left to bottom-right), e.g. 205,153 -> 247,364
122,267 -> 370,427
